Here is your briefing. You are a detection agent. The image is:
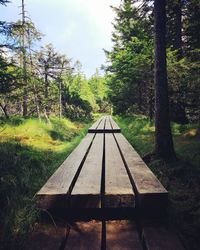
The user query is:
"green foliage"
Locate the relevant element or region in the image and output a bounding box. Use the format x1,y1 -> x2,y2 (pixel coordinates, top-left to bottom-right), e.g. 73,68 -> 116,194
167,49 -> 200,122
0,117 -> 90,246
88,69 -> 107,101
115,115 -> 200,168
69,74 -> 97,110
115,114 -> 200,249
105,0 -> 154,115
0,56 -> 22,94
184,0 -> 200,50
0,2 -> 108,120
115,115 -> 155,154
105,0 -> 200,124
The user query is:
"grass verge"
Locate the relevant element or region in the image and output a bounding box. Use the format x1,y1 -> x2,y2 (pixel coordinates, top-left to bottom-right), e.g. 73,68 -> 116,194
115,115 -> 200,250
0,116 -> 91,249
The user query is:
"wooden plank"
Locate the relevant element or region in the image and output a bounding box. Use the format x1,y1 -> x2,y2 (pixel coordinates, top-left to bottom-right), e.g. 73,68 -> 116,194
105,116 -> 112,131
106,220 -> 143,250
97,116 -> 106,130
88,116 -> 106,133
37,133 -> 95,209
142,226 -> 184,250
88,116 -> 121,133
114,133 -> 168,209
88,117 -> 102,132
104,134 -> 135,208
65,221 -> 101,250
70,134 -> 103,208
109,116 -> 121,132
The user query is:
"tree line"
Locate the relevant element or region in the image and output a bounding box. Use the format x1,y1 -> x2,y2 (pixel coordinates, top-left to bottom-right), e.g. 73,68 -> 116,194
104,0 -> 199,160
105,0 -> 200,124
0,0 -> 108,120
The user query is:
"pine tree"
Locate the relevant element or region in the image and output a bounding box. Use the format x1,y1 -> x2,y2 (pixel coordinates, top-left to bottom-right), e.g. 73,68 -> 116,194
154,0 -> 176,161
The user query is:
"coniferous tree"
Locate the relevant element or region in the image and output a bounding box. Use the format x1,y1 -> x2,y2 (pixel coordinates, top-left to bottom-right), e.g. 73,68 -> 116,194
154,0 -> 176,160
184,0 -> 200,51
105,0 -> 153,115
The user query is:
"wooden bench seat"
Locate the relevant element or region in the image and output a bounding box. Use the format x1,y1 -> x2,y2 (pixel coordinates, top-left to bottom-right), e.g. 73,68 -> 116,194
114,133 -> 168,210
37,116 -> 167,214
88,115 -> 121,133
34,116 -> 185,250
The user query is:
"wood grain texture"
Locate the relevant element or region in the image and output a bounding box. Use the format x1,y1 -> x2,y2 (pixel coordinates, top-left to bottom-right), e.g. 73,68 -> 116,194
70,134 -> 103,208
88,117 -> 102,132
37,133 -> 94,209
106,220 -> 143,250
88,116 -> 121,133
65,221 -> 101,250
97,116 -> 106,130
104,134 -> 135,208
105,116 -> 112,130
109,116 -> 121,132
142,226 -> 184,250
88,116 -> 106,133
114,133 -> 168,209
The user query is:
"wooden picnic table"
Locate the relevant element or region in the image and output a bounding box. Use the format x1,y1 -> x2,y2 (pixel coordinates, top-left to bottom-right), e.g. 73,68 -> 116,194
35,116 -> 184,250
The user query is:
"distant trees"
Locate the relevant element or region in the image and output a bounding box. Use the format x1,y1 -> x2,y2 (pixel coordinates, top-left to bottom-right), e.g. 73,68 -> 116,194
0,1 -> 108,120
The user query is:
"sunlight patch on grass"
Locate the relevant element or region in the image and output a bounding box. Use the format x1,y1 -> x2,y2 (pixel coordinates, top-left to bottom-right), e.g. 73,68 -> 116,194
183,128 -> 198,137
0,117 -> 85,152
0,116 -> 91,243
115,115 -> 200,168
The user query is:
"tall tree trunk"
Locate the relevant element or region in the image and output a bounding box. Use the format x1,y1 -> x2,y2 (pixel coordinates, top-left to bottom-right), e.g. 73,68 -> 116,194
154,0 -> 176,161
174,0 -> 183,59
44,68 -> 50,117
148,83 -> 153,120
44,68 -> 48,99
33,83 -> 41,121
27,29 -> 41,121
22,0 -> 28,117
148,51 -> 154,120
59,80 -> 62,119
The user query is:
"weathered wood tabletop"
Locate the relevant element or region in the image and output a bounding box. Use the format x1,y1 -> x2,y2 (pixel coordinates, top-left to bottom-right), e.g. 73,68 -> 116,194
34,116 -> 184,250
37,115 -> 167,211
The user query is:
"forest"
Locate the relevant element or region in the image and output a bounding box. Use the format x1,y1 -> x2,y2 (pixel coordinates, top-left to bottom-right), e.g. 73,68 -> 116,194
0,0 -> 200,249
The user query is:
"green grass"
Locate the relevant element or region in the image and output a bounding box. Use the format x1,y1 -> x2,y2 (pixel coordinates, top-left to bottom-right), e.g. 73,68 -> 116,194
0,116 -> 91,248
114,115 -> 155,155
115,115 -> 200,166
1,114 -> 199,248
115,115 -> 200,250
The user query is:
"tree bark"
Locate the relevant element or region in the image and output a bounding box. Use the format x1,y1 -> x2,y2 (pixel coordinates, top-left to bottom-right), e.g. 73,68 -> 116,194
59,79 -> 62,119
22,0 -> 28,117
154,0 -> 176,161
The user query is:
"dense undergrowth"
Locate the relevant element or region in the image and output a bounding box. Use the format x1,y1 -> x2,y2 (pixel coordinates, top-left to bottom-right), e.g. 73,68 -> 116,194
0,116 -> 91,249
115,115 -> 200,250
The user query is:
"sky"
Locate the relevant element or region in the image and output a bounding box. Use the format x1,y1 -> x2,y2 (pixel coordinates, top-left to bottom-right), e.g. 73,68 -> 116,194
1,0 -> 121,77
